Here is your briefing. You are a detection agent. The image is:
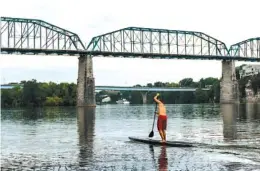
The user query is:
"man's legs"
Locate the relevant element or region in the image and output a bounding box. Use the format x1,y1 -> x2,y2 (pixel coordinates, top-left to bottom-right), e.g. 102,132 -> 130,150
162,117 -> 167,142
159,130 -> 165,142
162,130 -> 166,142
158,117 -> 165,142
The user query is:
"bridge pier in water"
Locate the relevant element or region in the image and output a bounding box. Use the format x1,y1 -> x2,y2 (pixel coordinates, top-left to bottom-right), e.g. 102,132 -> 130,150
77,55 -> 96,107
220,60 -> 239,104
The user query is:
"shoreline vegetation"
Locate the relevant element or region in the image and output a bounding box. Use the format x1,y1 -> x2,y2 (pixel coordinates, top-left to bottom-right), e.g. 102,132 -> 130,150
1,73 -> 259,108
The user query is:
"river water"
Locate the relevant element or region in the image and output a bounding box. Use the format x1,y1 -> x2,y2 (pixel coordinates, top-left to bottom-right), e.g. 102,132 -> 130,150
1,104 -> 260,171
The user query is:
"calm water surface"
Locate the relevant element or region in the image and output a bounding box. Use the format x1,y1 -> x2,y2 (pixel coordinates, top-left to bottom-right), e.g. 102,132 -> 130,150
1,104 -> 260,170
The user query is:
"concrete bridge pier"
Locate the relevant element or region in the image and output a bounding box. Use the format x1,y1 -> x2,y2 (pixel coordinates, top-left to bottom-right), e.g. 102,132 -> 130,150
140,92 -> 148,104
220,60 -> 239,104
77,55 -> 96,107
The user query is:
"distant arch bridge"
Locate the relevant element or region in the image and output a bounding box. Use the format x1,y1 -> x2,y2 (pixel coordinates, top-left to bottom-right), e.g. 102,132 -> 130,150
95,86 -> 209,92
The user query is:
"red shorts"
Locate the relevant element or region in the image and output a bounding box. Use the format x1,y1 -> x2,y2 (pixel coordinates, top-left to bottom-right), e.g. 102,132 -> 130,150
157,115 -> 167,131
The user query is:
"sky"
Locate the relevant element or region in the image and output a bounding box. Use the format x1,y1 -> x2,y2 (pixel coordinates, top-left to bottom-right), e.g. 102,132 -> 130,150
0,0 -> 259,86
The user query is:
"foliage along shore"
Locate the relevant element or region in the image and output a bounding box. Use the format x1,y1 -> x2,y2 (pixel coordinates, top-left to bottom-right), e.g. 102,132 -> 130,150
1,73 -> 259,108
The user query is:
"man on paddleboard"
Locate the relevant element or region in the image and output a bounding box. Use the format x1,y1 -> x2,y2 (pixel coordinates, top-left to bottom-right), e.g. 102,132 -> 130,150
154,93 -> 167,142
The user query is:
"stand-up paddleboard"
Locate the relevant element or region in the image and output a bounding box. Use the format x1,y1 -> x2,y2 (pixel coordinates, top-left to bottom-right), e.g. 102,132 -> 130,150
129,137 -> 194,147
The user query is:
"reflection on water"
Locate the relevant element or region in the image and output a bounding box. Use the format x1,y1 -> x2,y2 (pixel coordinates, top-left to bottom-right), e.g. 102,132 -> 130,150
77,107 -> 95,168
158,146 -> 168,171
221,103 -> 260,144
221,104 -> 238,140
1,104 -> 260,170
149,145 -> 168,171
245,103 -> 260,120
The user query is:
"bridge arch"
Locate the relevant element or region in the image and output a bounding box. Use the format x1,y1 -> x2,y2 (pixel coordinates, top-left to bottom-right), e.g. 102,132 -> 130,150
86,27 -> 229,60
228,37 -> 260,59
0,17 -> 85,55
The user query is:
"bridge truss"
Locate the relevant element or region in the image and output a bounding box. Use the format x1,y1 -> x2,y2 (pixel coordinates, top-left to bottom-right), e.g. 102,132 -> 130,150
86,27 -> 231,60
86,27 -> 259,61
228,37 -> 260,60
0,17 -> 259,61
0,17 -> 86,55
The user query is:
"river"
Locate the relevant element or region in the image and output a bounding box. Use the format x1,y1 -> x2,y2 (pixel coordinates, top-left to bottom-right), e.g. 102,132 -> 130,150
1,104 -> 260,170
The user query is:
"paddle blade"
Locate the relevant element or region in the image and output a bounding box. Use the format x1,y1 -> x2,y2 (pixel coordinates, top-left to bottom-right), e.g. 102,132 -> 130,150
148,131 -> 154,137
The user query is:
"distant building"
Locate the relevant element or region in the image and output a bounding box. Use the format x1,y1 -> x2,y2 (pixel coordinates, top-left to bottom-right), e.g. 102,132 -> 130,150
239,64 -> 260,78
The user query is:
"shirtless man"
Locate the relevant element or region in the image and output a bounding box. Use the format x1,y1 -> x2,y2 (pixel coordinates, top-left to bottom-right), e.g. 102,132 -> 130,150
154,93 -> 167,142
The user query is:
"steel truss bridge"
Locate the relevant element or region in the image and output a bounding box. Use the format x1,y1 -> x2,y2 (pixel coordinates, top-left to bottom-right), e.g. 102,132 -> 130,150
0,17 -> 259,61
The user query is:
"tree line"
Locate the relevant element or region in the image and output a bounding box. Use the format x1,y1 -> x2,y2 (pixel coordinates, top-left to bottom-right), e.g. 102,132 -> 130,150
1,80 -> 77,107
1,74 -> 259,108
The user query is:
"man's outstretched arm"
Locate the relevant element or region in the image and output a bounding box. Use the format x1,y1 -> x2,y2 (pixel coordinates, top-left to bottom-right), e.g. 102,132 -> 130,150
153,93 -> 161,104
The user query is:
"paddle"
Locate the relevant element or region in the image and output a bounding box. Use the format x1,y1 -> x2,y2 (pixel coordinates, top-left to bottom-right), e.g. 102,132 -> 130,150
148,103 -> 158,138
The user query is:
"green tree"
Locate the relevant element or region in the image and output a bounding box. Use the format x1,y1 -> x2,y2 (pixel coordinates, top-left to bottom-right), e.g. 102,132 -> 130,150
165,82 -> 179,87
1,90 -> 14,107
235,67 -> 240,80
133,84 -> 142,87
179,92 -> 195,104
213,81 -> 220,103
45,96 -> 63,106
22,79 -> 44,107
179,78 -> 194,87
199,78 -> 205,88
203,77 -> 219,86
147,83 -> 153,87
130,91 -> 142,104
251,74 -> 260,95
153,81 -> 165,87
195,89 -> 209,103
